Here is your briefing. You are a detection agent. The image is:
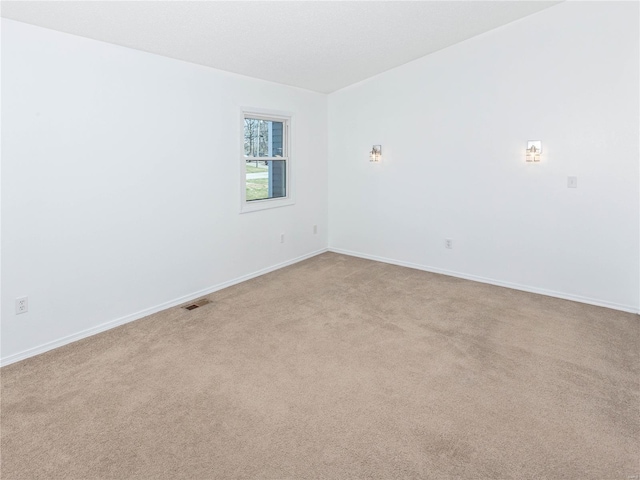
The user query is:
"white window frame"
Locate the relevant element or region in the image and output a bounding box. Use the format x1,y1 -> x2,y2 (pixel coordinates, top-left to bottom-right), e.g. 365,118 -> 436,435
240,108 -> 294,214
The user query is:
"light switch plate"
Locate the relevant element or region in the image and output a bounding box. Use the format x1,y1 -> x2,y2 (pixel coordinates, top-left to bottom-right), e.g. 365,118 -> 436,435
567,176 -> 578,188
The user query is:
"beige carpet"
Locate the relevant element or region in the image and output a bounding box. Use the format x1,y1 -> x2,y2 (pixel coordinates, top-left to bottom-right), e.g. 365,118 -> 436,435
1,252 -> 639,479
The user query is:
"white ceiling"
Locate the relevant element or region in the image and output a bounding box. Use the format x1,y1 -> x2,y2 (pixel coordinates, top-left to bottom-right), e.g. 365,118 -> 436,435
1,1 -> 561,93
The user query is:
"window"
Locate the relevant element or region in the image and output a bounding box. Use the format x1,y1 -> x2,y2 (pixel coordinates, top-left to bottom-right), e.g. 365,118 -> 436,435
241,111 -> 292,212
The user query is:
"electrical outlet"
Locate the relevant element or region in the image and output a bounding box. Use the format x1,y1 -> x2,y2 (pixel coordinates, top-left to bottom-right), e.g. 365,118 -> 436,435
445,239 -> 453,249
16,296 -> 28,315
313,225 -> 318,235
280,233 -> 285,244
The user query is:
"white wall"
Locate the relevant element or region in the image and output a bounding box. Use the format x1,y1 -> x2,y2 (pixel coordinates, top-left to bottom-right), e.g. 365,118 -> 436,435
328,2 -> 639,312
1,19 -> 328,364
2,2 -> 639,366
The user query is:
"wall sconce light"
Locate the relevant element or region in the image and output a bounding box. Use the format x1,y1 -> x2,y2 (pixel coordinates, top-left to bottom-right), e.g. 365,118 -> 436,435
526,141 -> 542,162
370,145 -> 382,162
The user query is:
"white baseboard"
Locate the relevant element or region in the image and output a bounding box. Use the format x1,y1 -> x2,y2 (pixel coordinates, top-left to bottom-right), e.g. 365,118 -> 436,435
1,248 -> 328,367
328,247 -> 640,315
4,246 -> 635,367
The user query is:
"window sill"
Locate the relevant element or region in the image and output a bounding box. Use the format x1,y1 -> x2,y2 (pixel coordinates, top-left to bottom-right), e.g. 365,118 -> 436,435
240,197 -> 295,214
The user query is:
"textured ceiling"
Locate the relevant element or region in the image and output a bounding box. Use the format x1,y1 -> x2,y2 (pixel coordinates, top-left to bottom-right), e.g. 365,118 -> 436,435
1,1 -> 561,93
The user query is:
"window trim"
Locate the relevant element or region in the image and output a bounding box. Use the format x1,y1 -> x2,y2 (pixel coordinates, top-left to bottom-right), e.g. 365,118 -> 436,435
240,108 -> 294,214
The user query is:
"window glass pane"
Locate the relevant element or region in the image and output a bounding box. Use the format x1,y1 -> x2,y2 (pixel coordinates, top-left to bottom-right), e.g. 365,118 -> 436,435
245,159 -> 286,201
244,118 -> 284,157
